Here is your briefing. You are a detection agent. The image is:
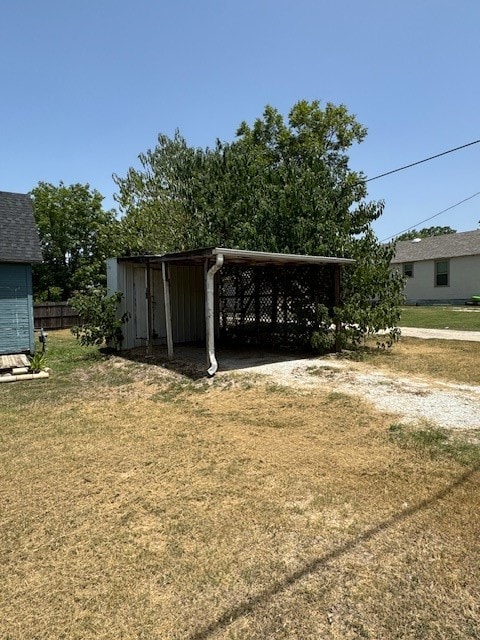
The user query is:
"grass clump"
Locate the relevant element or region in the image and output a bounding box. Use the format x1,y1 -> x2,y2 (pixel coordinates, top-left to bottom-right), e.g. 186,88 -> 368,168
389,423 -> 480,466
151,378 -> 210,403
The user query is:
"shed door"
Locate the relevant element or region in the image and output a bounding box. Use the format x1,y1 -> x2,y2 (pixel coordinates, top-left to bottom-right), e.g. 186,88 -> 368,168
0,264 -> 33,354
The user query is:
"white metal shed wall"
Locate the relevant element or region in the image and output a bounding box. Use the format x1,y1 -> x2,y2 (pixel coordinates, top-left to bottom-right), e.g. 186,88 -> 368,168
107,259 -> 206,349
107,258 -> 139,349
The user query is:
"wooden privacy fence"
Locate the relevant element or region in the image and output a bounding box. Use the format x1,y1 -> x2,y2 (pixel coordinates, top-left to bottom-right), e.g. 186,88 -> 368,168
34,302 -> 80,330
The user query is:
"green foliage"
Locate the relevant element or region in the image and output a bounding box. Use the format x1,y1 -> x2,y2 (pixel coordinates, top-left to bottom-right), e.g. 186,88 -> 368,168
29,351 -> 47,372
339,229 -> 405,339
389,423 -> 480,466
113,133 -> 195,254
114,100 -> 405,345
32,181 -> 122,300
70,290 -> 129,349
308,304 -> 335,352
34,286 -> 63,303
395,226 -> 456,241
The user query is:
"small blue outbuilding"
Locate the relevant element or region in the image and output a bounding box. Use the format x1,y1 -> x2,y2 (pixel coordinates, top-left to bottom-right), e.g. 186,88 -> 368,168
0,191 -> 42,355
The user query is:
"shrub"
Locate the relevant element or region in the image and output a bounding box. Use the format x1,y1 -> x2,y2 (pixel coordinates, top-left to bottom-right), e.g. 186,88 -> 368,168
70,289 -> 129,349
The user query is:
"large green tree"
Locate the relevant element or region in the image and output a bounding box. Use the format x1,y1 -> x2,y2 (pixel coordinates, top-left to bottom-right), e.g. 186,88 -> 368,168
114,100 -> 405,338
32,181 -> 120,300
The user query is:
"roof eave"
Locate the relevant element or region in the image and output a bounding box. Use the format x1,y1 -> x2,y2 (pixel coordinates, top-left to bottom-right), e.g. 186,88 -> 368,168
117,247 -> 355,267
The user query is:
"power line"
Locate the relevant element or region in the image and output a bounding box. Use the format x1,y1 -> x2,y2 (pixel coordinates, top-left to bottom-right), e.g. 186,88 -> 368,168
381,190 -> 480,242
366,139 -> 480,182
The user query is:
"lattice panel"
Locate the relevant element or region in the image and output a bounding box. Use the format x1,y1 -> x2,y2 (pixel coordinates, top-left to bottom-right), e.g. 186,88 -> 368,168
218,264 -> 336,348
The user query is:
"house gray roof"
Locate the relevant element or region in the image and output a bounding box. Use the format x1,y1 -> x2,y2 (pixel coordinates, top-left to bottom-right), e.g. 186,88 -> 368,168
391,230 -> 480,264
0,191 -> 42,263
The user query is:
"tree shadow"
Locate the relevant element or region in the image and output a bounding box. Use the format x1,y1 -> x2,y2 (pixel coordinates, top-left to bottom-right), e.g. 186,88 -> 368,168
188,465 -> 479,640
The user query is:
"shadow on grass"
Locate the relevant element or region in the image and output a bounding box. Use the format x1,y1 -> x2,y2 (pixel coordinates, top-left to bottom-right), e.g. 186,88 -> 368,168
188,464 -> 479,640
117,343 -> 314,380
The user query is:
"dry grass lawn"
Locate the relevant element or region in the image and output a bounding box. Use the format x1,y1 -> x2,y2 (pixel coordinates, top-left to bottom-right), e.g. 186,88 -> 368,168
361,336 -> 480,386
0,332 -> 479,639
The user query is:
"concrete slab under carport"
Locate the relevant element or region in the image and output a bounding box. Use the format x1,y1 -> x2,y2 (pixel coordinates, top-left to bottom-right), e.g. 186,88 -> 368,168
117,343 -> 315,379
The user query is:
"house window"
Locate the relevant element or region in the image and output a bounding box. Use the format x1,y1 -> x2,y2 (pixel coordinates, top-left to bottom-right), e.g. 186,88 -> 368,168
435,260 -> 449,286
403,263 -> 414,278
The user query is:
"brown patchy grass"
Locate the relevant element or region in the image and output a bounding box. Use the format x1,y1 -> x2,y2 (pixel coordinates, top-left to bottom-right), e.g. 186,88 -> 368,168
358,336 -> 480,386
0,334 -> 479,639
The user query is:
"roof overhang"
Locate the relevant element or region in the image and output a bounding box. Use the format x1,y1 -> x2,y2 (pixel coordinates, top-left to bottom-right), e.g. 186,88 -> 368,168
117,247 -> 355,267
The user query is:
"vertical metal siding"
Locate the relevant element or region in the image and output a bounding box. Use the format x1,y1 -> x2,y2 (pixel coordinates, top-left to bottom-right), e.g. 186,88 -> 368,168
123,263 -> 136,349
170,265 -> 205,343
0,263 -> 34,355
110,261 -> 206,350
152,268 -> 166,341
133,266 -> 147,342
107,259 -> 139,350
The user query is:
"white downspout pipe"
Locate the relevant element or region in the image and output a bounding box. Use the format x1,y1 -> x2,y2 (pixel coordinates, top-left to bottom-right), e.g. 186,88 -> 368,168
205,253 -> 224,376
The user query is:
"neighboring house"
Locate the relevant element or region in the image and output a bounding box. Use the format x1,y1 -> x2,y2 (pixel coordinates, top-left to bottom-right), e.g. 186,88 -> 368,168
0,191 -> 42,354
391,230 -> 480,304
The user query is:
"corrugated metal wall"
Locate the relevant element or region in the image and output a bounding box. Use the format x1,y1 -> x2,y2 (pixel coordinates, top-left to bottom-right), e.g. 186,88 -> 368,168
107,260 -> 206,350
107,259 -> 140,349
170,265 -> 205,343
0,263 -> 35,354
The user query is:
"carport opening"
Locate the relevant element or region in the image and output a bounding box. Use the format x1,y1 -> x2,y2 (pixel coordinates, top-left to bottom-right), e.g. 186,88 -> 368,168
217,263 -> 337,350
112,248 -> 354,375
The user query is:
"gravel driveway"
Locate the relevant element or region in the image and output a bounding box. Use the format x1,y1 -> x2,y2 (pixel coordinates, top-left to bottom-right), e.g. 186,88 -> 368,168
219,330 -> 480,436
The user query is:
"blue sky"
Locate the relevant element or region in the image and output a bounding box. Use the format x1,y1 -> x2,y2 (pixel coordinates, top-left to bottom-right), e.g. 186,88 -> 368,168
2,0 -> 479,241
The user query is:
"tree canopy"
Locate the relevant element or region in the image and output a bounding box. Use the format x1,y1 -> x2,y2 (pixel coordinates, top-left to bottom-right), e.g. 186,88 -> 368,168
32,181 -> 121,301
114,101 -> 375,255
395,226 -> 456,242
114,100 -> 405,338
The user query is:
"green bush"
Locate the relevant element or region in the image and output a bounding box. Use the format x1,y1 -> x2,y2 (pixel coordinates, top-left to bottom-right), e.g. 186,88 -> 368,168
70,290 -> 129,349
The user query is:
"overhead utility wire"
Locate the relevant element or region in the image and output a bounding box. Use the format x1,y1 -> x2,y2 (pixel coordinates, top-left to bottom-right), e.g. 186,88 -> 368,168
366,138 -> 480,182
381,190 -> 480,242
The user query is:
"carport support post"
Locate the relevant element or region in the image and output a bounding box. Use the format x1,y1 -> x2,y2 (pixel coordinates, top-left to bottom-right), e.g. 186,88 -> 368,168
334,264 -> 342,352
162,262 -> 174,359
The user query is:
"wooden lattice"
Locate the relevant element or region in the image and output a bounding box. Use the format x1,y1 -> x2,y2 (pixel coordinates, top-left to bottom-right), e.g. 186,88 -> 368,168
218,264 -> 336,348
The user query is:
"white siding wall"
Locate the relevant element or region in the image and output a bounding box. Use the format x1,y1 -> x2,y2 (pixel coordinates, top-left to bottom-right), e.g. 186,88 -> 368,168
401,254 -> 480,303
